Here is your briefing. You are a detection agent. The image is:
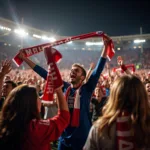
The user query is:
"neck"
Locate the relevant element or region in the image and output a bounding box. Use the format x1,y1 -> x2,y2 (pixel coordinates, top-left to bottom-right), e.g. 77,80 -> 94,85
71,82 -> 82,88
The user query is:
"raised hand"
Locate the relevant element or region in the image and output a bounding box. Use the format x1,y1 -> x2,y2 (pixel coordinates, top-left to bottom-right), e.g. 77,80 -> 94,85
117,56 -> 124,66
18,50 -> 26,60
0,59 -> 12,76
103,34 -> 111,46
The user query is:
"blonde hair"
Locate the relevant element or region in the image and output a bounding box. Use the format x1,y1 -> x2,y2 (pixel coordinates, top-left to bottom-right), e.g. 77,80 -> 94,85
96,75 -> 150,147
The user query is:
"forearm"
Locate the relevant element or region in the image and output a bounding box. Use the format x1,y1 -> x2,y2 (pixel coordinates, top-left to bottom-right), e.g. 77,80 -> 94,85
85,69 -> 93,82
120,64 -> 132,75
22,57 -> 36,69
0,72 -> 5,99
101,45 -> 107,58
56,89 -> 69,111
124,69 -> 132,75
86,57 -> 106,92
33,65 -> 47,80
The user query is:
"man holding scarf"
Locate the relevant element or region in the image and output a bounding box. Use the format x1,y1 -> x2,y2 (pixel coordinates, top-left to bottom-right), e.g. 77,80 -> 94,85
19,35 -> 111,150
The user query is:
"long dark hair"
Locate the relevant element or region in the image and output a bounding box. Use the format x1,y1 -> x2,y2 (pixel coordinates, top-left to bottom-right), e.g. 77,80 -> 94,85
0,84 -> 40,149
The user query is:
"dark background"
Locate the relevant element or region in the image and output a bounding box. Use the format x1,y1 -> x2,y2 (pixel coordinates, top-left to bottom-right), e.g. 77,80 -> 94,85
0,0 -> 150,36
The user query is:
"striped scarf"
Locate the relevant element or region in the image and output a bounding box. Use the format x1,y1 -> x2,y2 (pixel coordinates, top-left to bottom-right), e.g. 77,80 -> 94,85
116,111 -> 135,150
65,86 -> 81,127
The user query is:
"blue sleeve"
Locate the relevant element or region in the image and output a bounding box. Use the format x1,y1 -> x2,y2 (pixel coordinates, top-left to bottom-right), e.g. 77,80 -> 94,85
62,81 -> 70,93
33,65 -> 70,92
85,57 -> 106,93
33,65 -> 48,80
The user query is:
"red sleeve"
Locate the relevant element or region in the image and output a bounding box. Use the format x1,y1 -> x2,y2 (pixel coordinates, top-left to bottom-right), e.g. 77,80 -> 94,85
28,110 -> 70,144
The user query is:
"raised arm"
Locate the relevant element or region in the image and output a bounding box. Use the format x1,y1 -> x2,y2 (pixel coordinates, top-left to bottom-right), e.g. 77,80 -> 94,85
19,50 -> 70,90
85,36 -> 110,93
0,60 -> 12,99
19,50 -> 47,80
85,62 -> 95,83
117,56 -> 132,75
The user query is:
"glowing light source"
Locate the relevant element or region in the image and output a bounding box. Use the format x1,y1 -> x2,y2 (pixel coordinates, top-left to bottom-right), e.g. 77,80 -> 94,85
33,34 -> 41,39
117,48 -> 121,50
41,35 -> 56,42
134,39 -> 146,44
14,29 -> 28,37
49,37 -> 56,42
85,42 -> 103,46
0,25 -> 11,31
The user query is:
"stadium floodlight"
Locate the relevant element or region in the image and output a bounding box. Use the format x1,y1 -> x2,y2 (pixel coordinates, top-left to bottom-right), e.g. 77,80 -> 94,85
41,35 -> 48,40
85,42 -> 103,46
33,34 -> 41,39
0,25 -> 11,31
41,36 -> 56,42
14,29 -> 28,37
134,39 -> 146,44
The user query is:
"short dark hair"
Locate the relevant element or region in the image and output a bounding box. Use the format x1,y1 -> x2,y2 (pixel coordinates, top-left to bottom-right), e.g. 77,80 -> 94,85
72,63 -> 87,77
4,80 -> 17,88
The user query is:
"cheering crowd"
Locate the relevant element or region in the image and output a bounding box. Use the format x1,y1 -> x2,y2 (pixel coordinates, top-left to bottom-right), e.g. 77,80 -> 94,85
0,34 -> 150,150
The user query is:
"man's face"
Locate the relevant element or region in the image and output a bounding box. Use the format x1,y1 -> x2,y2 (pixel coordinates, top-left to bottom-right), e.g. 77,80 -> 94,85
2,83 -> 14,97
69,66 -> 84,84
145,83 -> 150,96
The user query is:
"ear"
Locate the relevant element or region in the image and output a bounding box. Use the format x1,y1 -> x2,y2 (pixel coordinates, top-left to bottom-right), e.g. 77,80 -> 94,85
81,75 -> 86,81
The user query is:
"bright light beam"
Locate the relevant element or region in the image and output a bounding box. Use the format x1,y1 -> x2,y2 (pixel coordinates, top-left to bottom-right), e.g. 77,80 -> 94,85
14,29 -> 28,37
85,42 -> 103,46
134,39 -> 146,44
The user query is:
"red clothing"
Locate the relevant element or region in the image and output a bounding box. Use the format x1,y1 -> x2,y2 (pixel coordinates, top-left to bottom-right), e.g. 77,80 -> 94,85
22,110 -> 70,150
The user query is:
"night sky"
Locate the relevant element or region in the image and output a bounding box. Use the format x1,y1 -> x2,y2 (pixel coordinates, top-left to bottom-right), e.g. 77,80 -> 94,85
0,0 -> 150,36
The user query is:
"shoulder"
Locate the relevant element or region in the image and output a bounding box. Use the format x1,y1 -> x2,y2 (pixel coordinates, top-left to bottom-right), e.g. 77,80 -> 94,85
29,119 -> 51,128
92,121 -> 116,149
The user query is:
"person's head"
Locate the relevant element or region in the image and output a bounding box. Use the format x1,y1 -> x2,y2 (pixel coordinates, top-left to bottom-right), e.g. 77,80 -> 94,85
94,87 -> 104,100
0,84 -> 41,148
145,81 -> 150,97
2,80 -> 17,97
69,63 -> 86,85
96,75 -> 150,146
105,75 -> 148,113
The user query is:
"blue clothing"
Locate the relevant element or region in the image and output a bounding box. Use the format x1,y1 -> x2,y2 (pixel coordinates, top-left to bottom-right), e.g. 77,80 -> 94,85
33,57 -> 106,150
106,88 -> 110,97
